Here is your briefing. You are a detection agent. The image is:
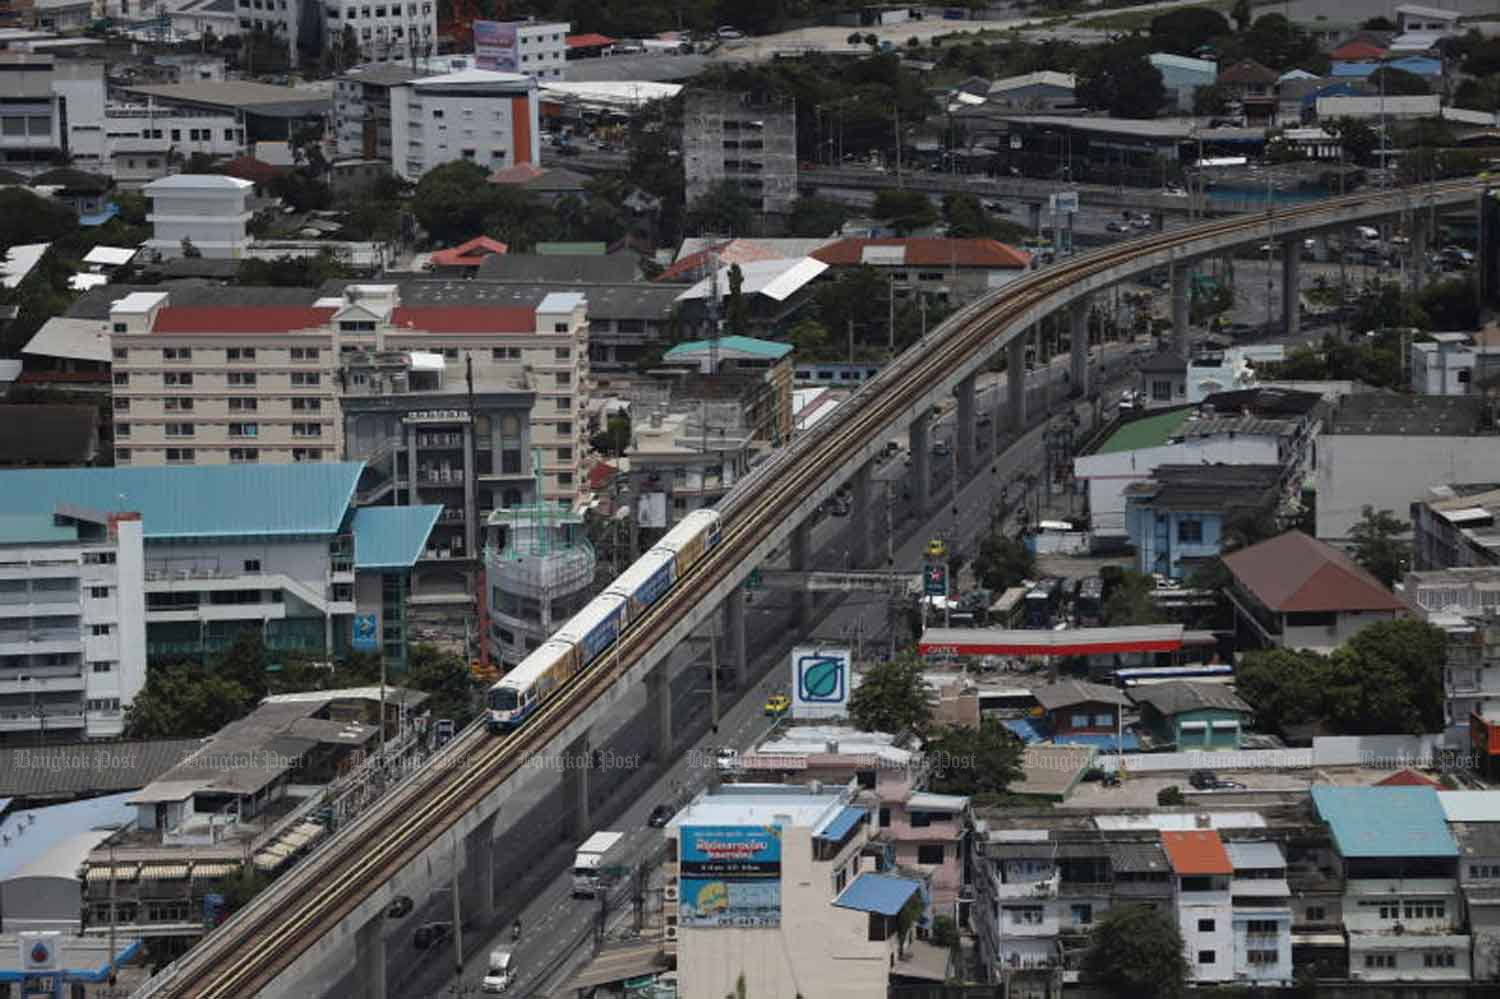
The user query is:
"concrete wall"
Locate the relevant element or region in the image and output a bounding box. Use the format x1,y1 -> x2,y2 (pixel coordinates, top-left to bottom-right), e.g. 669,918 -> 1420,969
1098,733 -> 1445,772
1316,436 -> 1500,542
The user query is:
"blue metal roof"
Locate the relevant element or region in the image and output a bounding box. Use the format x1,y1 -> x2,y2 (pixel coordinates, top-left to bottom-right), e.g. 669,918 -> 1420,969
1311,786 -> 1458,858
1331,61 -> 1379,78
1003,718 -> 1048,744
0,791 -> 135,880
0,514 -> 78,544
352,505 -> 443,570
665,335 -> 793,361
1052,731 -> 1140,752
833,873 -> 923,916
0,463 -> 364,540
815,805 -> 867,842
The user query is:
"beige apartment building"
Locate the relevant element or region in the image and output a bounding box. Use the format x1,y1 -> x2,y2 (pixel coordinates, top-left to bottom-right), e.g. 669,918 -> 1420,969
106,285 -> 591,511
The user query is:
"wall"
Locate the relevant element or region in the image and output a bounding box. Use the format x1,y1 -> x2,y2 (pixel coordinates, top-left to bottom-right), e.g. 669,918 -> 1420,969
1178,888 -> 1233,982
1129,506 -> 1226,580
1231,909 -> 1292,983
1317,434 -> 1500,541
1098,733 -> 1445,772
1281,607 -> 1402,652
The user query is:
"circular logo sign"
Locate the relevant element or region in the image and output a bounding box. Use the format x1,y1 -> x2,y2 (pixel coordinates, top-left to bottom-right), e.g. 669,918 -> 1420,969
800,657 -> 841,700
30,941 -> 51,965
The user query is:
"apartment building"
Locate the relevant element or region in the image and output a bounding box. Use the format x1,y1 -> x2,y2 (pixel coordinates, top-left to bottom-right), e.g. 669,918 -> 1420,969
389,68 -> 538,181
1226,841 -> 1295,986
1412,483 -> 1500,571
232,0 -> 436,63
141,174 -> 254,259
1403,568 -> 1500,745
0,510 -> 145,744
510,20 -> 569,81
483,505 -> 594,667
1163,831 -> 1235,984
682,89 -> 798,217
625,407 -> 753,544
106,284 -> 591,511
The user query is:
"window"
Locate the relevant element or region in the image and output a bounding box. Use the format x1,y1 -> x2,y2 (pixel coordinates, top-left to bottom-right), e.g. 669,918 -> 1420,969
291,347 -> 320,360
229,448 -> 259,463
1305,905 -> 1326,922
558,421 -> 572,435
92,661 -> 114,673
244,559 -> 261,572
1404,902 -> 1445,920
166,448 -> 195,463
91,624 -> 112,636
227,347 -> 257,361
1178,519 -> 1203,543
85,552 -> 116,565
1473,865 -> 1500,880
115,448 -> 131,463
229,422 -> 258,438
1425,952 -> 1456,968
113,372 -> 129,386
557,447 -> 572,462
291,398 -> 322,411
163,372 -> 193,386
292,448 -> 322,461
1197,951 -> 1215,965
164,398 -> 194,411
113,322 -> 128,334
555,347 -> 570,360
228,397 -> 258,411
917,844 -> 944,865
442,348 -> 459,359
878,807 -> 891,827
1005,907 -> 1044,926
557,472 -> 573,487
113,347 -> 128,360
293,423 -> 322,437
556,372 -> 571,387
90,586 -> 110,598
555,397 -> 569,411
165,423 -> 194,437
1197,918 -> 1215,932
1246,920 -> 1278,935
1070,904 -> 1093,926
163,347 -> 192,360
553,322 -> 569,333
340,320 -> 376,333
1364,954 -> 1395,969
114,398 -> 130,411
1248,950 -> 1278,966
228,372 -> 257,387
1151,379 -> 1173,401
292,372 -> 321,387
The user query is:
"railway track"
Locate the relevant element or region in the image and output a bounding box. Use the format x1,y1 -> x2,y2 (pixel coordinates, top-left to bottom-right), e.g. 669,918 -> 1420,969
143,178 -> 1481,999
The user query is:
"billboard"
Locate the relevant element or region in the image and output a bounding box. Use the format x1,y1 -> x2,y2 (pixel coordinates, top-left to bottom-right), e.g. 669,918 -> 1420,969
637,492 -> 668,529
473,20 -> 519,72
791,645 -> 851,719
679,826 -> 781,928
352,613 -> 379,652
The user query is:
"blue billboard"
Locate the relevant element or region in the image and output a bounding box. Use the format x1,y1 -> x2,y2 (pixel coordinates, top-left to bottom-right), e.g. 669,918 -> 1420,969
679,826 -> 782,928
352,614 -> 379,652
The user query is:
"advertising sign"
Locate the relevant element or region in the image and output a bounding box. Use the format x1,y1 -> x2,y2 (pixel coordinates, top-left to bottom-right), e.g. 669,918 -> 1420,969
352,613 -> 379,652
679,826 -> 781,928
18,932 -> 60,972
790,645 -> 851,719
473,20 -> 519,72
1049,191 -> 1079,214
923,564 -> 948,596
637,492 -> 668,529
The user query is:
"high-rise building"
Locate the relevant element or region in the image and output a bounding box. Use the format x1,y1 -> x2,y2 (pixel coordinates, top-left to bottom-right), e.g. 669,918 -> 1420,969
682,90 -> 798,219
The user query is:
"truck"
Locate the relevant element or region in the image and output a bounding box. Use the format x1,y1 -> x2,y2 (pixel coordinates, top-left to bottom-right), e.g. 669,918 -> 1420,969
572,831 -> 625,898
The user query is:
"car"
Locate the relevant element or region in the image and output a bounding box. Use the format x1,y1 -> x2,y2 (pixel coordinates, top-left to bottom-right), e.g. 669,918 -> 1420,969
716,25 -> 744,38
1105,221 -> 1129,233
647,804 -> 674,828
386,896 -> 414,919
765,693 -> 791,717
1188,770 -> 1218,790
414,921 -> 451,950
931,439 -> 951,457
926,538 -> 949,559
715,747 -> 740,772
1130,216 -> 1152,230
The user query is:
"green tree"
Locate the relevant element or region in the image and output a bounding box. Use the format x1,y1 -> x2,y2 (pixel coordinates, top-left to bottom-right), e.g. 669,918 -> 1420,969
872,188 -> 937,234
1335,618 -> 1447,734
1150,7 -> 1229,56
1082,905 -> 1190,999
412,160 -> 499,244
0,188 -> 77,247
1418,277 -> 1481,331
1076,44 -> 1166,119
590,412 -> 632,456
812,265 -> 888,355
1370,66 -> 1431,96
123,665 -> 256,739
1103,571 -> 1164,626
215,631 -> 271,700
784,318 -> 834,359
725,262 -> 749,336
406,643 -> 477,726
786,197 -> 850,237
684,181 -> 755,236
1326,117 -> 1379,167
924,718 -> 1024,796
1193,83 -> 1231,116
972,531 -> 1036,592
1349,506 -> 1409,587
1157,785 -> 1185,806
847,653 -> 932,735
1235,647 -> 1330,733
1351,280 -> 1430,335
1230,0 -> 1252,31
939,192 -> 992,239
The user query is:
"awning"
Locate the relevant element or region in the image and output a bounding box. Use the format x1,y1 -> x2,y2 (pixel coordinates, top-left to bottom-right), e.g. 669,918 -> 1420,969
833,874 -> 923,916
1292,932 -> 1346,946
561,940 -> 667,992
816,806 -> 867,842
254,851 -> 289,873
139,864 -> 189,880
192,863 -> 240,879
1002,718 -> 1048,744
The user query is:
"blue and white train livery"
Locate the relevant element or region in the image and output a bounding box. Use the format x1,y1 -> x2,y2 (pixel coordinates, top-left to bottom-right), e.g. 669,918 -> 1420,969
486,509 -> 723,733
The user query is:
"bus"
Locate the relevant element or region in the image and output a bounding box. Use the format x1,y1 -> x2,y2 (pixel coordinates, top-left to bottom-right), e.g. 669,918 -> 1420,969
989,586 -> 1028,630
1075,576 -> 1105,627
1023,578 -> 1062,629
1114,664 -> 1234,688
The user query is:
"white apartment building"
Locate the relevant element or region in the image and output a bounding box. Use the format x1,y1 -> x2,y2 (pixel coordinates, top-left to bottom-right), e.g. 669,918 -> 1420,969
141,174 -> 253,259
668,783 -> 925,999
106,285 -> 590,510
322,0 -> 437,63
0,511 -> 145,744
1403,568 -> 1500,745
511,21 -> 568,81
1226,841 -> 1294,986
101,104 -> 244,186
388,68 -> 539,181
1162,831 -> 1235,984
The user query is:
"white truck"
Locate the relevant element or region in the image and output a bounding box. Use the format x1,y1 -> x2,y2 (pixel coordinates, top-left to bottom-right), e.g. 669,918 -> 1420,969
572,831 -> 625,898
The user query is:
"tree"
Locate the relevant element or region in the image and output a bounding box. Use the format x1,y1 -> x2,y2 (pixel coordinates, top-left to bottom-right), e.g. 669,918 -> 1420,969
1360,15 -> 1395,29
924,718 -> 1024,796
1333,618 -> 1447,734
1103,571 -> 1163,626
1150,7 -> 1230,56
1076,45 -> 1166,119
215,631 -> 270,701
684,181 -> 755,236
872,188 -> 937,234
1193,83 -> 1231,116
1082,905 -> 1190,999
590,412 -> 631,456
786,197 -> 850,238
1235,647 -> 1331,733
1157,785 -> 1185,806
123,665 -> 256,739
1418,277 -> 1481,331
0,188 -> 77,249
1325,117 -> 1379,167
972,531 -> 1036,592
812,266 -> 888,356
847,653 -> 932,735
940,192 -> 992,239
412,160 -> 496,244
1349,506 -> 1409,587
784,318 -> 835,359
1370,66 -> 1431,96
1230,0 -> 1252,31
406,643 -> 477,726
725,262 -> 749,336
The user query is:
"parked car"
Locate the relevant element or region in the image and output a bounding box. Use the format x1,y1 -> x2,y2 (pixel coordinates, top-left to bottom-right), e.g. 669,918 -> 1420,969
386,896 -> 414,919
931,439 -> 951,457
1189,770 -> 1244,790
414,921 -> 452,950
647,804 -> 674,828
716,25 -> 744,38
715,747 -> 740,772
1106,221 -> 1129,233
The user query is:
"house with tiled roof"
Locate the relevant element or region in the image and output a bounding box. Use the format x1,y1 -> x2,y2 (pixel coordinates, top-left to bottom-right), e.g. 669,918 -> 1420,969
1217,59 -> 1280,122
428,235 -> 509,273
810,237 -> 1030,308
1329,39 -> 1388,61
1162,830 -> 1235,983
1222,531 -> 1406,651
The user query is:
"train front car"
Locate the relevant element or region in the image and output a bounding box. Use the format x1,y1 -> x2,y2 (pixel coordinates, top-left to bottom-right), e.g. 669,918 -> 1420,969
486,641 -> 577,733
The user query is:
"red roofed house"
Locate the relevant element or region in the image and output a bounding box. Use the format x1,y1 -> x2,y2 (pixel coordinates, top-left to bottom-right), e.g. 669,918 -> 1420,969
565,32 -> 615,55
1330,39 -> 1388,61
810,238 -> 1031,307
654,238 -> 784,284
1222,531 -> 1407,652
1161,830 -> 1234,983
1375,767 -> 1442,787
428,235 -> 509,274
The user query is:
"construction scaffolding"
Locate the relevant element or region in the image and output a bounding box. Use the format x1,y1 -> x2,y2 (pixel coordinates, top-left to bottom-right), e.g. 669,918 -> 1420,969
484,448 -> 596,600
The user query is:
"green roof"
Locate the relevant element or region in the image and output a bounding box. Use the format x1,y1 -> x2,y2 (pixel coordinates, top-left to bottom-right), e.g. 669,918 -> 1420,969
0,464 -> 364,540
352,505 -> 443,570
1095,409 -> 1191,455
664,335 -> 793,361
535,242 -> 607,255
0,514 -> 78,545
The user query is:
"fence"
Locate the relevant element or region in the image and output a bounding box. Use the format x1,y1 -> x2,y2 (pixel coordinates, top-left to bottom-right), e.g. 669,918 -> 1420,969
1098,734 -> 1447,774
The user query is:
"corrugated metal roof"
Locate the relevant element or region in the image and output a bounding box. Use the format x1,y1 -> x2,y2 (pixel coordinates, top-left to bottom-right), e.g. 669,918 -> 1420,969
1107,842 -> 1170,872
352,505 -> 442,569
833,873 -> 922,916
0,791 -> 135,881
1226,840 -> 1285,870
1223,531 -> 1406,613
0,740 -> 203,799
814,805 -> 867,841
1162,830 -> 1233,875
1312,786 -> 1457,858
0,513 -> 78,544
0,463 -> 363,539
665,335 -> 793,361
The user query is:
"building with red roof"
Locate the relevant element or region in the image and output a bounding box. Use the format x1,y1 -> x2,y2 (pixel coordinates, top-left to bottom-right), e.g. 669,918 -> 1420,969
1330,39 -> 1388,60
1161,830 -> 1235,983
1375,767 -> 1442,787
1222,531 -> 1406,652
810,237 -> 1030,307
428,236 -> 509,273
565,32 -> 615,53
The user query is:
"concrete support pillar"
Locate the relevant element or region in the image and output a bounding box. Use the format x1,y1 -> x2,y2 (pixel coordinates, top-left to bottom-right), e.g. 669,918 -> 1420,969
1281,238 -> 1301,340
461,422 -> 476,558
850,462 -> 873,567
464,812 -> 497,927
568,730 -> 591,840
1411,213 -> 1431,293
405,431 -> 418,505
1170,262 -> 1191,356
725,586 -> 747,690
1070,299 -> 1090,399
789,521 -> 811,626
1028,202 -> 1042,236
1006,335 -> 1027,433
646,664 -> 671,762
908,418 -> 930,516
355,912 -> 387,999
955,375 -> 976,480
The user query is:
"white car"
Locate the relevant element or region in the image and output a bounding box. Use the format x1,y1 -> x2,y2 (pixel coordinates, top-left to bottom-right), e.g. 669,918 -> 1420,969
716,747 -> 740,772
716,26 -> 744,38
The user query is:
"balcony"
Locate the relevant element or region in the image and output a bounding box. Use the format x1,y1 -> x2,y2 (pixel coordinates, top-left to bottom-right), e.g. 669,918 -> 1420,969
0,708 -> 85,732
0,669 -> 86,694
993,874 -> 1061,900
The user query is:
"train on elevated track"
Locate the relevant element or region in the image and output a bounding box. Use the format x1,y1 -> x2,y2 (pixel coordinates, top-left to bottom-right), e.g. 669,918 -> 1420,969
485,510 -> 723,732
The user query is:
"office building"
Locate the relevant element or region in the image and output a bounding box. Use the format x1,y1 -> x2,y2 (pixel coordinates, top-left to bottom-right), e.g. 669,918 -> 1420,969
389,68 -> 538,181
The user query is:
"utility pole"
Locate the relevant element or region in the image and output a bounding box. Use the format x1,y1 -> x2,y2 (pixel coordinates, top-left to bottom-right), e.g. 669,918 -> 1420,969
888,275 -> 896,353
708,613 -> 720,735
847,318 -> 855,365
450,834 -> 463,981
894,105 -> 903,189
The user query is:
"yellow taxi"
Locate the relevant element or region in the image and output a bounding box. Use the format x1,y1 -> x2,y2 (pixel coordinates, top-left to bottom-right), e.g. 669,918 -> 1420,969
764,693 -> 791,717
926,538 -> 949,559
